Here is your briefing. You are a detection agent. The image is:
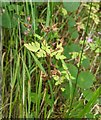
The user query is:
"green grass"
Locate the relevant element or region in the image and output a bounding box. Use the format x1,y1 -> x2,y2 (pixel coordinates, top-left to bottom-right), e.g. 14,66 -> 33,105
1,1 -> 101,119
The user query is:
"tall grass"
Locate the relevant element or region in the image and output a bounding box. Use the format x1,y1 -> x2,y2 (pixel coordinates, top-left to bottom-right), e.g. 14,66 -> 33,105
1,1 -> 101,119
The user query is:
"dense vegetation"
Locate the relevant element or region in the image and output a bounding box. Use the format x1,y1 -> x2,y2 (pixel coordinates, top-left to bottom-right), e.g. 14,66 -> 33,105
0,2 -> 101,119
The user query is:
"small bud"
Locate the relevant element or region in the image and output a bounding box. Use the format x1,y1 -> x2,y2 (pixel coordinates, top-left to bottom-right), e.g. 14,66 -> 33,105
28,24 -> 32,29
27,16 -> 31,22
24,31 -> 29,36
52,24 -> 58,32
52,27 -> 58,32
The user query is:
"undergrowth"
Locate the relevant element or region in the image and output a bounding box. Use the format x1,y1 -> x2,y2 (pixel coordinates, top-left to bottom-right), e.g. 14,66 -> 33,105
0,1 -> 101,119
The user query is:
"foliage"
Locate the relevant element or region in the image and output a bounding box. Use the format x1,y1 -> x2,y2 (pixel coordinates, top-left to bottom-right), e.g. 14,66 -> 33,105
1,1 -> 101,119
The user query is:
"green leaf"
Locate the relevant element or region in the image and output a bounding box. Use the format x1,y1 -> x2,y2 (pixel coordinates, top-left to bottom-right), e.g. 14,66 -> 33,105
51,51 -> 58,57
45,94 -> 53,106
78,86 -> 101,117
0,12 -> 11,28
95,48 -> 101,53
41,43 -> 50,54
34,34 -> 43,40
60,55 -> 66,59
36,49 -> 46,58
11,54 -> 20,89
69,43 -> 81,52
30,52 -> 46,74
64,43 -> 81,59
71,30 -> 79,39
55,53 -> 61,60
10,4 -> 23,13
16,5 -> 23,13
63,2 -> 80,12
62,83 -> 78,99
64,46 -> 71,58
0,2 -> 10,7
31,92 -> 37,103
68,27 -> 76,33
56,53 -> 66,60
53,75 -> 64,86
0,12 -> 18,28
62,84 -> 71,98
66,63 -> 78,82
24,42 -> 40,53
85,113 -> 94,118
78,71 -> 95,89
61,7 -> 67,16
81,58 -> 90,69
68,17 -> 76,27
83,89 -> 93,101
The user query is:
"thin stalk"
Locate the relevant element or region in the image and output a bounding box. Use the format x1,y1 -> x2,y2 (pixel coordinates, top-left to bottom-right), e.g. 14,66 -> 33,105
67,2 -> 93,117
9,48 -> 13,118
37,75 -> 43,116
46,1 -> 51,27
30,2 -> 36,34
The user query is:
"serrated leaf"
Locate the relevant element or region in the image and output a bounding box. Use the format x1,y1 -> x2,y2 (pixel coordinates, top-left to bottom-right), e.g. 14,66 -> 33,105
53,75 -> 64,86
24,42 -> 40,52
56,53 -> 61,60
37,49 -> 46,58
34,34 -> 43,40
51,51 -> 58,57
60,55 -> 66,59
55,53 -> 66,60
41,43 -> 50,54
